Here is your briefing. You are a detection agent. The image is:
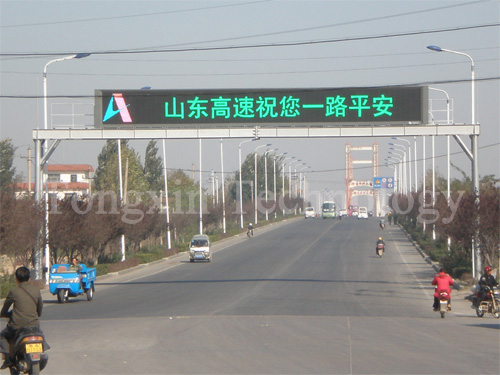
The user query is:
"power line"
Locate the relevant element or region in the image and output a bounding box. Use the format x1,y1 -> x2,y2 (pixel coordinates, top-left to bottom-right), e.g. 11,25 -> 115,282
2,57 -> 499,78
0,0 -> 272,29
1,23 -> 498,58
1,76 -> 499,99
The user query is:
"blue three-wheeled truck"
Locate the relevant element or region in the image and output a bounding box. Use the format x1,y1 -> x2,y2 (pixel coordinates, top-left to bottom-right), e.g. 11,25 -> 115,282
49,264 -> 96,303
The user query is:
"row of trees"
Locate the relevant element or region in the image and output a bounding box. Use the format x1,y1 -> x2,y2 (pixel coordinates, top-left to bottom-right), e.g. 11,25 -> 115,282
1,138 -> 301,272
389,168 -> 499,278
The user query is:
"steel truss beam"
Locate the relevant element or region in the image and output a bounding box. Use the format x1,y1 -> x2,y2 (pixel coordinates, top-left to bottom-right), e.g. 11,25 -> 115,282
33,124 -> 479,141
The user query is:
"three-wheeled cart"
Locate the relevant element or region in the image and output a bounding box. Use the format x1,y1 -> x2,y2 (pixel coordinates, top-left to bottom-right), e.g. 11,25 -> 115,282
49,264 -> 96,303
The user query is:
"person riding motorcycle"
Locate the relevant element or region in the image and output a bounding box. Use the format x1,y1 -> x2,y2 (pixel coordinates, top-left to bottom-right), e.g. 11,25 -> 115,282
379,219 -> 385,229
247,222 -> 254,236
431,268 -> 454,312
0,267 -> 44,369
477,266 -> 499,304
376,237 -> 385,255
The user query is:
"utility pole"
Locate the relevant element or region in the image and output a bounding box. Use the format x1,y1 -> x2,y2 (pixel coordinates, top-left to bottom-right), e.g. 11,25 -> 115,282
20,147 -> 33,194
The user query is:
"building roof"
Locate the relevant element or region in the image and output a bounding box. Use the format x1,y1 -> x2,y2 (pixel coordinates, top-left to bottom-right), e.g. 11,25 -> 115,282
47,164 -> 94,173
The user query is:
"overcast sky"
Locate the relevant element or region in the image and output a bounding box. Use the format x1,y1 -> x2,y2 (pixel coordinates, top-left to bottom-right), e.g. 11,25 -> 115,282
1,0 -> 499,209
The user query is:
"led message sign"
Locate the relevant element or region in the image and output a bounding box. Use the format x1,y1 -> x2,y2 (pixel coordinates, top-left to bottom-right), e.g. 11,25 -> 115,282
95,86 -> 428,128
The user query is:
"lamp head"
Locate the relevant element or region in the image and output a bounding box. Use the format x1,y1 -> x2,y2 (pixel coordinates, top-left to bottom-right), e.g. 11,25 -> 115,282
427,45 -> 443,52
75,53 -> 91,59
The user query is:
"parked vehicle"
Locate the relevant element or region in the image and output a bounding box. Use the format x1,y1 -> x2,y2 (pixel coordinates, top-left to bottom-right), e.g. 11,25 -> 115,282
304,207 -> 316,218
49,264 -> 96,303
474,286 -> 500,318
189,234 -> 212,262
6,326 -> 49,375
437,290 -> 451,319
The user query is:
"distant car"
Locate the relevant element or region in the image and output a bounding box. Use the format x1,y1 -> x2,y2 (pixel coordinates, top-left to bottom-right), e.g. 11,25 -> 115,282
189,234 -> 212,262
339,209 -> 348,217
304,207 -> 316,218
358,206 -> 368,219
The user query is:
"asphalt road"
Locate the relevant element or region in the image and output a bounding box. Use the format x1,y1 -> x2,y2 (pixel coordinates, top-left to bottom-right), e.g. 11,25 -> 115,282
13,217 -> 500,374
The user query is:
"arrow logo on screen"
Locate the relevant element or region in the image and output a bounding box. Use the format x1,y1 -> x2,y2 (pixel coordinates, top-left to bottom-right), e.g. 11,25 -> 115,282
103,93 -> 132,123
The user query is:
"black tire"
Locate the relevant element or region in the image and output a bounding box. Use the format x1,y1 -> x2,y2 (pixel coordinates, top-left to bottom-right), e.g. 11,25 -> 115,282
86,284 -> 94,301
57,289 -> 68,304
476,308 -> 485,318
30,362 -> 40,375
190,259 -> 194,263
440,311 -> 445,319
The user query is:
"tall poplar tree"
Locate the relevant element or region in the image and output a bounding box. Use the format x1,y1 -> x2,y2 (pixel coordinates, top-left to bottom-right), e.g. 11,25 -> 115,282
94,140 -> 147,195
144,140 -> 163,193
0,138 -> 17,193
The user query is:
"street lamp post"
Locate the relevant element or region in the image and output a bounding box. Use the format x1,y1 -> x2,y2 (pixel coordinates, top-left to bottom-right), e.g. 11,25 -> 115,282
289,159 -> 301,199
254,144 -> 271,225
429,87 -> 452,249
238,139 -> 256,228
282,156 -> 295,214
427,45 -> 480,277
264,148 -> 278,221
391,138 -> 412,192
389,145 -> 407,194
274,152 -> 287,218
220,140 -> 226,234
388,151 -> 403,194
387,154 -> 402,194
39,53 -> 90,281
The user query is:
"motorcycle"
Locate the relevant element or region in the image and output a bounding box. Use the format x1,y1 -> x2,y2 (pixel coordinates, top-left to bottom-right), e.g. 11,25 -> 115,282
379,221 -> 385,230
437,290 -> 451,319
376,243 -> 385,257
474,286 -> 500,319
247,228 -> 254,238
5,326 -> 49,375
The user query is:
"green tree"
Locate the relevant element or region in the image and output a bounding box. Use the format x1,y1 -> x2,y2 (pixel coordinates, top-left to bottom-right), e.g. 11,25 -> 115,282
94,140 -> 148,196
0,138 -> 17,193
144,140 -> 163,193
229,152 -> 285,203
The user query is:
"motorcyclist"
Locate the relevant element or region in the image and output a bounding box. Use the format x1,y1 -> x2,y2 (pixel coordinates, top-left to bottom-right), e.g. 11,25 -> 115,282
376,237 -> 385,255
0,267 -> 43,369
379,219 -> 385,229
431,268 -> 454,312
247,222 -> 254,236
477,266 -> 499,303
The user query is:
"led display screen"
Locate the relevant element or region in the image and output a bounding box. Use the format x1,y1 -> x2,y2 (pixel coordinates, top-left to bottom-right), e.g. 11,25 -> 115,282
95,86 -> 428,128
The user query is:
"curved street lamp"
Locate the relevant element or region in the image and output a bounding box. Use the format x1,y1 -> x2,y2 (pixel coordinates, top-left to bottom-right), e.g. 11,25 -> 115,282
40,53 -> 91,281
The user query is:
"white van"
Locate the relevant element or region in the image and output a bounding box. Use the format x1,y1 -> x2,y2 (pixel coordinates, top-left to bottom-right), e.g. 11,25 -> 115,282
358,207 -> 368,219
189,234 -> 212,262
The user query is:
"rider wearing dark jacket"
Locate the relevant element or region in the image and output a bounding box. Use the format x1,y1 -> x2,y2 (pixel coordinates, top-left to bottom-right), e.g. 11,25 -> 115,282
0,267 -> 43,369
376,237 -> 385,255
479,266 -> 499,289
477,266 -> 499,303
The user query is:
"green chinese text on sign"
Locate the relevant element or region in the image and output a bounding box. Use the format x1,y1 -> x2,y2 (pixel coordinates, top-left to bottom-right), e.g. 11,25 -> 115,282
95,86 -> 428,128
